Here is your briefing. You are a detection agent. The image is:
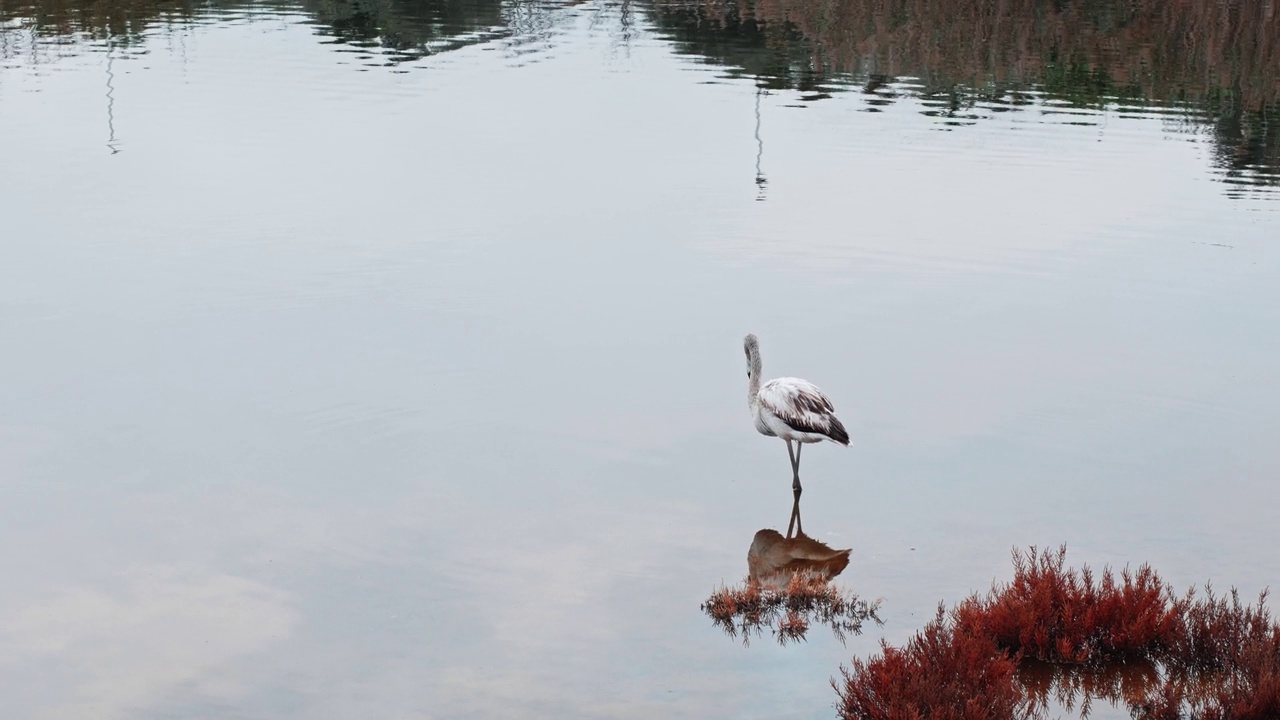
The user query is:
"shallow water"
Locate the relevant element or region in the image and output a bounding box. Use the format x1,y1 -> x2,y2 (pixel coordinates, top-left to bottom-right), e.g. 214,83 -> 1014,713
3,0 -> 1279,717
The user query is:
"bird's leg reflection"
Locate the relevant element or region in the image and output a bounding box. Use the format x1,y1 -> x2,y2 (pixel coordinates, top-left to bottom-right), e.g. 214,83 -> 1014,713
786,489 -> 803,538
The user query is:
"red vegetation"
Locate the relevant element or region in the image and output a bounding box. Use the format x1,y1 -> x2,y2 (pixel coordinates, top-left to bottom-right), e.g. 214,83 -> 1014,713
1139,587 -> 1280,720
835,606 -> 1028,720
952,546 -> 1181,664
836,546 -> 1280,720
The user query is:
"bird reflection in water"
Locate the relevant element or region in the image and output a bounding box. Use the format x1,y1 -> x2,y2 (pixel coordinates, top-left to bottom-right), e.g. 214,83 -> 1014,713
701,490 -> 881,645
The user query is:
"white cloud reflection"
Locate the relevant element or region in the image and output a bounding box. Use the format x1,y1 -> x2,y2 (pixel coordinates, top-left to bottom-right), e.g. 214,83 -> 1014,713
0,565 -> 298,720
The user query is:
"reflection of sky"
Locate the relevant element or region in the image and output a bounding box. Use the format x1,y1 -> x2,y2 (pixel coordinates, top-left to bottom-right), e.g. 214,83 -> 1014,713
0,565 -> 297,720
1,8 -> 1279,720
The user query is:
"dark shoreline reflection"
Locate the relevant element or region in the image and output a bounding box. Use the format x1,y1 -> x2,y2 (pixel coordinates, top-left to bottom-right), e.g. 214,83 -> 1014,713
644,0 -> 1280,192
5,0 -> 1279,191
0,0 -> 572,65
701,491 -> 882,646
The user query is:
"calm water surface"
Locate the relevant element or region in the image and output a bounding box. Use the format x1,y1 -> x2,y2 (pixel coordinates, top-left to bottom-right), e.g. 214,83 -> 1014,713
3,0 -> 1280,717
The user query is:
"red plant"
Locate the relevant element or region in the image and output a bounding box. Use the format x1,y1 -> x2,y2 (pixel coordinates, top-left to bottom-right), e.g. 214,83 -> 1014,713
1170,587 -> 1280,671
1137,587 -> 1280,719
952,545 -> 1181,664
836,547 -> 1280,720
835,605 -> 1030,720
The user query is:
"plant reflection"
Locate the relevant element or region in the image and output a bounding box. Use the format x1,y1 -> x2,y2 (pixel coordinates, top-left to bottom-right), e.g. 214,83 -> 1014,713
647,0 -> 1280,191
1017,655 -> 1280,720
701,490 -> 882,646
1017,658 -> 1159,720
0,0 -> 571,63
4,0 -> 1280,187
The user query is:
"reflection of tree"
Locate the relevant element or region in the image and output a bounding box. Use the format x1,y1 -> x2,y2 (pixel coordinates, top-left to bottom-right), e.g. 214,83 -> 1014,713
648,0 -> 1280,106
643,2 -> 825,92
645,0 -> 1280,188
0,0 -> 202,52
5,0 -> 1279,185
299,0 -> 508,59
0,0 -> 564,63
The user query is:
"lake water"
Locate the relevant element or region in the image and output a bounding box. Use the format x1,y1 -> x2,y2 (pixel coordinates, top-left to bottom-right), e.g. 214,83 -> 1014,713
3,1 -> 1279,718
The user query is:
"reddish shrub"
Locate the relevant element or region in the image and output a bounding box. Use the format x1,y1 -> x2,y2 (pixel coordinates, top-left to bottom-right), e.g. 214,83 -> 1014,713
1136,588 -> 1280,720
1169,587 -> 1280,671
835,547 -> 1280,720
952,546 -> 1181,664
835,605 -> 1030,720
1129,656 -> 1280,720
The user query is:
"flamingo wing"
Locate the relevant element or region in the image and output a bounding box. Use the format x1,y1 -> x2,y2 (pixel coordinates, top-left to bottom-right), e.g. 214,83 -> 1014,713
758,377 -> 849,445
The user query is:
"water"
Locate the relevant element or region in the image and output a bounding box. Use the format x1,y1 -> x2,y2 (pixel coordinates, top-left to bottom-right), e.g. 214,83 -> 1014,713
2,0 -> 1279,717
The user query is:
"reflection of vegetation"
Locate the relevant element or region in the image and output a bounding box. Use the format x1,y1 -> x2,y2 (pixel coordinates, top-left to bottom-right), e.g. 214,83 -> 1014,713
836,546 -> 1280,720
0,0 -> 203,48
1017,658 -> 1159,720
703,570 -> 882,646
647,0 -> 1280,106
300,0 -> 508,58
5,0 -> 1278,186
0,0 -> 564,63
294,0 -> 575,60
639,2 -> 827,92
645,0 -> 1280,189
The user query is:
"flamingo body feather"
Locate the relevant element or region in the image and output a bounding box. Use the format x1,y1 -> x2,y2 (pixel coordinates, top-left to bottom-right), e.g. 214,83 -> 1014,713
743,333 -> 849,491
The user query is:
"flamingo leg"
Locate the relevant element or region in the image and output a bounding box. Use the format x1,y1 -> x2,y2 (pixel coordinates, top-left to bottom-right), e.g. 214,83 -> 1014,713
786,439 -> 802,494
795,441 -> 803,489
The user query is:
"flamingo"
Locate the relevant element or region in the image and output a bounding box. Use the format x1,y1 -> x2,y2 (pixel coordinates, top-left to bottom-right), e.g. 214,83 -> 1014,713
744,333 -> 849,494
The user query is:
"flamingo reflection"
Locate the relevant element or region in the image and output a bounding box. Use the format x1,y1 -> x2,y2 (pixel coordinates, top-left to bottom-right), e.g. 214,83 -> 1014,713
749,492 -> 851,589
702,490 -> 881,645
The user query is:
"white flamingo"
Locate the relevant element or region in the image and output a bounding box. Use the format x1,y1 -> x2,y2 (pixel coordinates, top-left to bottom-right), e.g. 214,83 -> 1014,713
744,333 -> 849,494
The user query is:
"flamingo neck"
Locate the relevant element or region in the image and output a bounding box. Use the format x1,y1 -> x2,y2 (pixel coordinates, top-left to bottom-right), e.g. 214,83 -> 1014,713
747,348 -> 762,407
